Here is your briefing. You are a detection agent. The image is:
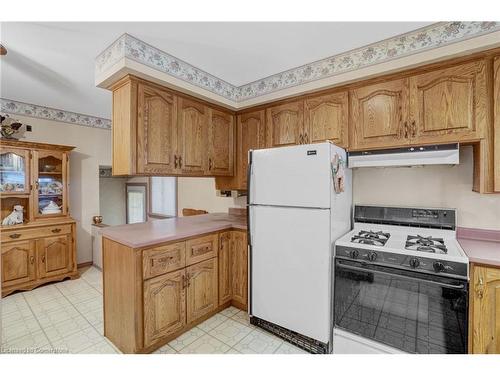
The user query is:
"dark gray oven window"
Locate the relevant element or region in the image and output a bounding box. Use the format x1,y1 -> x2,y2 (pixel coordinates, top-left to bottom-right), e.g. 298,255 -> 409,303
334,259 -> 468,354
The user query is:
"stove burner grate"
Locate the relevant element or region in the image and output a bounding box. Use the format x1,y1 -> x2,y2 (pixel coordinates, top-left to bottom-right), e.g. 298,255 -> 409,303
405,235 -> 448,254
351,230 -> 390,246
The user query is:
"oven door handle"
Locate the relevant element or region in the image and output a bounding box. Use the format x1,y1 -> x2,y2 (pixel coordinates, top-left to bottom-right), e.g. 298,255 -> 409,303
336,263 -> 466,290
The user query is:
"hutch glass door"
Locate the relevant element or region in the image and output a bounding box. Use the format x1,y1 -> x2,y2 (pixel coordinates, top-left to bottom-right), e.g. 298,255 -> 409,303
34,151 -> 67,218
0,148 -> 30,195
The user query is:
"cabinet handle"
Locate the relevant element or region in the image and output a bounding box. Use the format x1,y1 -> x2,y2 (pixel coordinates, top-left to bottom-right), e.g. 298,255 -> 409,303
404,121 -> 409,138
30,256 -> 35,264
411,121 -> 416,138
182,274 -> 186,289
179,156 -> 182,168
305,133 -> 309,144
9,233 -> 21,239
299,134 -> 303,144
476,276 -> 484,299
35,181 -> 39,190
209,158 -> 212,170
41,255 -> 45,263
186,274 -> 191,288
174,155 -> 178,168
51,228 -> 61,233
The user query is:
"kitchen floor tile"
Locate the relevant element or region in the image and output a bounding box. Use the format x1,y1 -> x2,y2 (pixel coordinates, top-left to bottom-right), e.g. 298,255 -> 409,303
51,326 -> 102,353
219,306 -> 240,317
274,342 -> 308,354
208,319 -> 253,346
167,327 -> 205,351
233,329 -> 284,354
230,310 -> 251,327
153,344 -> 177,354
179,334 -> 231,354
1,316 -> 43,344
2,330 -> 51,353
42,315 -> 94,343
197,313 -> 229,332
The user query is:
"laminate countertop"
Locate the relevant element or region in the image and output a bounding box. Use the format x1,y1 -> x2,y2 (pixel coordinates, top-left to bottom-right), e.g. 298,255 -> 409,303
458,227 -> 500,268
101,213 -> 247,248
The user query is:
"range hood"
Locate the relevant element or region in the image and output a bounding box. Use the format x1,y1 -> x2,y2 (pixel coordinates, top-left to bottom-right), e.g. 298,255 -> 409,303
348,144 -> 459,168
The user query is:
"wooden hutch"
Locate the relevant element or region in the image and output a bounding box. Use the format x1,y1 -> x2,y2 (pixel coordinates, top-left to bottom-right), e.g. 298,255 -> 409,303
1,139 -> 77,297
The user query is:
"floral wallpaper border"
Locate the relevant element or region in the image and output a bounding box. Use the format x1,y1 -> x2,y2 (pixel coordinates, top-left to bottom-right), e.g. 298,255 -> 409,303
95,22 -> 500,102
0,98 -> 112,130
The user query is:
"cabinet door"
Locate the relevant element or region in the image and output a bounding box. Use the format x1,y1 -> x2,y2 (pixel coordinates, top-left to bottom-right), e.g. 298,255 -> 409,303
218,232 -> 232,305
33,150 -> 68,218
207,109 -> 235,176
492,56 -> 500,192
186,257 -> 218,324
266,101 -> 305,147
143,269 -> 186,347
350,78 -> 409,150
37,234 -> 72,278
231,231 -> 248,309
409,60 -> 487,143
0,147 -> 30,195
137,83 -> 177,174
304,92 -> 348,147
215,110 -> 266,191
1,240 -> 35,288
471,265 -> 500,354
177,97 -> 208,175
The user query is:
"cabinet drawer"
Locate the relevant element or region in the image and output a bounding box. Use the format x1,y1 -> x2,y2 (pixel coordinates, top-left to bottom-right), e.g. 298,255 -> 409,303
1,224 -> 72,243
143,242 -> 186,279
185,234 -> 218,266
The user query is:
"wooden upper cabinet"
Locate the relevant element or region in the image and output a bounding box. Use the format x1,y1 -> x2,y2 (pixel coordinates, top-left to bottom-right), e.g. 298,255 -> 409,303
137,83 -> 177,174
305,92 -> 348,147
1,240 -> 35,288
215,110 -> 265,191
186,257 -> 218,324
177,97 -> 208,175
207,109 -> 235,176
143,269 -> 186,347
37,234 -> 72,279
493,56 -> 500,192
266,101 -> 305,147
350,78 -> 409,150
470,265 -> 500,354
409,60 -> 487,143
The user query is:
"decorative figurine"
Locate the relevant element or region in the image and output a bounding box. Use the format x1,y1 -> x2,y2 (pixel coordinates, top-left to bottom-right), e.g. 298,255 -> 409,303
0,114 -> 32,140
2,205 -> 24,226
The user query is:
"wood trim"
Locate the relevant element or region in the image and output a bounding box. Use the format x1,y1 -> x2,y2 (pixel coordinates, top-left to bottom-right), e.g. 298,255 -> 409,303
77,261 -> 93,269
0,139 -> 75,152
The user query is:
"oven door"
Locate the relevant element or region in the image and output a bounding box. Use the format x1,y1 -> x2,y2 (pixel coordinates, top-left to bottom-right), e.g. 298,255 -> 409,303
334,258 -> 468,354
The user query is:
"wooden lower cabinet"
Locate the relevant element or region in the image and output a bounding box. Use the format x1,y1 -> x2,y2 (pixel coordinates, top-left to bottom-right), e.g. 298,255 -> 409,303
103,229 -> 248,353
231,231 -> 248,310
218,231 -> 232,305
186,258 -> 218,324
37,234 -> 73,279
1,222 -> 77,297
1,240 -> 35,288
470,263 -> 500,354
144,269 -> 186,347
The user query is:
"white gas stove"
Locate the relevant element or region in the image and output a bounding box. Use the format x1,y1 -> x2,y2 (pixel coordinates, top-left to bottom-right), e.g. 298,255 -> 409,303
332,205 -> 469,354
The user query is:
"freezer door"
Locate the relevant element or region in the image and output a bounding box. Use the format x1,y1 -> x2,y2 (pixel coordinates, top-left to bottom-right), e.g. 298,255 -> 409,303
250,205 -> 332,343
249,143 -> 334,208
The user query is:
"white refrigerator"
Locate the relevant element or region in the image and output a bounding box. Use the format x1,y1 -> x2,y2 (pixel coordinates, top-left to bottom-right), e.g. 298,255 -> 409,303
248,142 -> 352,353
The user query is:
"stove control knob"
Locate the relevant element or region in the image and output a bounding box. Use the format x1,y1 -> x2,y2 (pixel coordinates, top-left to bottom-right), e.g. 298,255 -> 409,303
350,250 -> 359,259
367,252 -> 378,262
409,258 -> 420,268
433,262 -> 445,273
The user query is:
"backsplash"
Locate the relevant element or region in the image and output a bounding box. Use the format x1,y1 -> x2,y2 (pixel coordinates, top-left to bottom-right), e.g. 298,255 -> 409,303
353,146 -> 500,230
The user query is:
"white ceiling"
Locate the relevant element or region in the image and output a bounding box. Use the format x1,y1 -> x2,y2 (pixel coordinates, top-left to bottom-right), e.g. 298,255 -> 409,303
0,22 -> 432,119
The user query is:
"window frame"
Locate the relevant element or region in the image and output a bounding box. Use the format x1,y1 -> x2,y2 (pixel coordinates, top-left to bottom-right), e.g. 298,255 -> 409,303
125,182 -> 148,224
148,177 -> 178,219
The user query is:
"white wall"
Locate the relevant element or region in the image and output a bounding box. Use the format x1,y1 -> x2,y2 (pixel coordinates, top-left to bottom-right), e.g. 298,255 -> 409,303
353,146 -> 500,230
99,176 -> 126,226
15,114 -> 112,264
177,177 -> 246,215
